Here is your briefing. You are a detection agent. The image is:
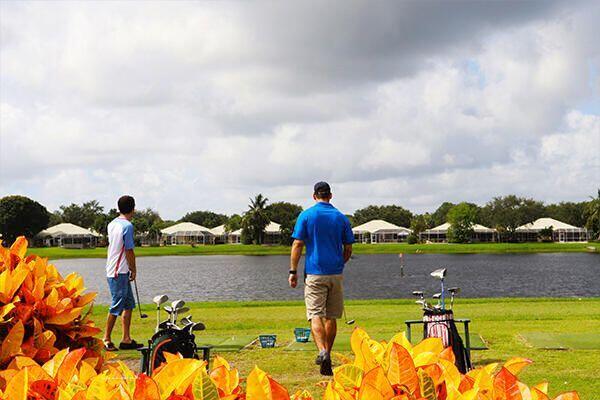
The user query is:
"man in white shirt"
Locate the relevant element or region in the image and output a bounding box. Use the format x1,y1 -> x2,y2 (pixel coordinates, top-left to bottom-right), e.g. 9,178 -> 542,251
102,195 -> 142,351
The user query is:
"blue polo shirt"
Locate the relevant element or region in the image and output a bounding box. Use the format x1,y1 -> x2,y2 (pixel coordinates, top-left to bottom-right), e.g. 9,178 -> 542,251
292,202 -> 355,275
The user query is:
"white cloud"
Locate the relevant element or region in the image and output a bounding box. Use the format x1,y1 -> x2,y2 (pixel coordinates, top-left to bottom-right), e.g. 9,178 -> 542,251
0,1 -> 598,219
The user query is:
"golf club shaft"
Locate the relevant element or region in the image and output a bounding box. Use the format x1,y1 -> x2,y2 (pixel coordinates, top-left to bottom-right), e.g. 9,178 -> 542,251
133,279 -> 145,318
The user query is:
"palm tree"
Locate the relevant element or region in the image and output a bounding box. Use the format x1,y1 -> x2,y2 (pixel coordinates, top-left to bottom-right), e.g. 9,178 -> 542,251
242,194 -> 270,244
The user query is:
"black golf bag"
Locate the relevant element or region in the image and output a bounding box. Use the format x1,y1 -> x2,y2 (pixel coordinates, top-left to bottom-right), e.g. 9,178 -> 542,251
422,309 -> 471,373
139,327 -> 200,375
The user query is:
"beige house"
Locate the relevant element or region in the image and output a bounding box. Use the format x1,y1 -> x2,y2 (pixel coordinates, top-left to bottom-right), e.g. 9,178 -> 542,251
36,223 -> 100,248
160,222 -> 214,245
515,218 -> 588,242
228,228 -> 242,244
210,225 -> 228,244
352,219 -> 412,243
421,222 -> 497,243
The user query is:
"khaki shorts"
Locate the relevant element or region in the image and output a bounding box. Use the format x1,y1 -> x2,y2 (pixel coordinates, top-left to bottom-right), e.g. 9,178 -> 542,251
304,274 -> 344,320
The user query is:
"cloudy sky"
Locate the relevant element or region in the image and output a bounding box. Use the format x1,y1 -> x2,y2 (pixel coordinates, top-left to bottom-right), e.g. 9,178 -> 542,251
1,1 -> 599,219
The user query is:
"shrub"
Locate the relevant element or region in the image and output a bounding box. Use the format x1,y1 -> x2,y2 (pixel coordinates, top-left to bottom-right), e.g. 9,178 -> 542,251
0,237 -> 103,371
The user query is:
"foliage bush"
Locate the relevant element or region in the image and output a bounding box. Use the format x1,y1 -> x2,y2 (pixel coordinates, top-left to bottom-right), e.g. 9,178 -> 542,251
0,237 -> 103,371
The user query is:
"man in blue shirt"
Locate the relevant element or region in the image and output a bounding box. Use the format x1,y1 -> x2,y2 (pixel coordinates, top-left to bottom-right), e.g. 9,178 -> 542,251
289,182 -> 354,375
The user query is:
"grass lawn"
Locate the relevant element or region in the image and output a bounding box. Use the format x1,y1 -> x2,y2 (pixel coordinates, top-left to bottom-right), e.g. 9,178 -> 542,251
30,241 -> 597,260
95,298 -> 600,399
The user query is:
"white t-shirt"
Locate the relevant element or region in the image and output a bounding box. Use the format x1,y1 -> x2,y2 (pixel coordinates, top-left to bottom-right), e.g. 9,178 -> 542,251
106,217 -> 135,278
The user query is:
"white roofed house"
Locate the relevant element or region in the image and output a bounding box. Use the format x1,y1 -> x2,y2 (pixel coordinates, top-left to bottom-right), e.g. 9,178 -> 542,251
515,218 -> 589,242
263,221 -> 282,245
227,228 -> 242,244
352,220 -> 412,244
210,225 -> 228,244
35,223 -> 100,248
420,223 -> 497,243
160,222 -> 214,245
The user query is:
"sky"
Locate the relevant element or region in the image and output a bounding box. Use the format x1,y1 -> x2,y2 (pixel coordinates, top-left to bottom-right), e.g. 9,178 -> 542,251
0,1 -> 599,220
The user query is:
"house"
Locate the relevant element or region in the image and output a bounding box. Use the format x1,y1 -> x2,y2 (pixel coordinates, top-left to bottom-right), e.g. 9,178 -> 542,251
160,222 -> 214,245
263,221 -> 282,245
228,228 -> 242,244
420,222 -> 497,243
36,223 -> 100,248
515,217 -> 589,242
210,225 -> 228,244
352,219 -> 412,243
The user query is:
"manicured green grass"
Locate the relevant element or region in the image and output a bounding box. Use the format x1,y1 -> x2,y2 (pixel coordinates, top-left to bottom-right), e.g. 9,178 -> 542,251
30,241 -> 597,260
95,298 -> 600,398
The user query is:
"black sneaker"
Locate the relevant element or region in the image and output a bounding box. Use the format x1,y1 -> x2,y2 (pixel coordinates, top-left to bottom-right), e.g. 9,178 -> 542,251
315,352 -> 325,365
119,339 -> 143,350
320,355 -> 333,376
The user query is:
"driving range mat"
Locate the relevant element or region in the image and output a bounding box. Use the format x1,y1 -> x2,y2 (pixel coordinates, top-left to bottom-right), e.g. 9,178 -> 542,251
520,332 -> 600,350
196,335 -> 257,352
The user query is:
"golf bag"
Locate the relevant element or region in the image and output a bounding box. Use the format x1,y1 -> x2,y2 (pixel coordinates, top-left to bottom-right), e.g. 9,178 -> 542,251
139,327 -> 200,375
422,309 -> 471,373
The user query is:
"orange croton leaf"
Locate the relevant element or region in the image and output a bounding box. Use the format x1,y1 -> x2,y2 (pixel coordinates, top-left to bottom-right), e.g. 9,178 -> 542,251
9,236 -> 28,260
503,357 -> 533,376
29,380 -> 58,400
45,307 -> 83,326
0,320 -> 25,364
494,367 -> 522,400
133,372 -> 166,400
387,343 -> 419,395
553,392 -> 580,400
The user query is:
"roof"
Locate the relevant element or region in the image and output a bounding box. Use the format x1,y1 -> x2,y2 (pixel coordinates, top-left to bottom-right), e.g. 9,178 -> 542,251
210,225 -> 227,235
352,219 -> 411,234
37,223 -> 100,237
161,222 -> 213,235
516,217 -> 585,231
230,228 -> 242,235
425,222 -> 496,233
265,221 -> 281,233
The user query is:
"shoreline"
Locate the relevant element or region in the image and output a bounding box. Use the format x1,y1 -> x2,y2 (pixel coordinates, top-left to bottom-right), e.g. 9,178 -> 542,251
29,242 -> 598,260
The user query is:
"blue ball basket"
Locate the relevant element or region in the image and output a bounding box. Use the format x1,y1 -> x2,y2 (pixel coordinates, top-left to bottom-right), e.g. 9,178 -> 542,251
258,334 -> 277,348
294,328 -> 311,343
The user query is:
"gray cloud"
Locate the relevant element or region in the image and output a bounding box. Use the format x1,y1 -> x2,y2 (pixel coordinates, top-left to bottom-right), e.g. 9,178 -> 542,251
0,1 -> 598,219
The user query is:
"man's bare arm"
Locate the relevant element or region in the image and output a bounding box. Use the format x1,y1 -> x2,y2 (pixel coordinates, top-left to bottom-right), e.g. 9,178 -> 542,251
290,239 -> 304,271
125,249 -> 136,280
343,244 -> 353,263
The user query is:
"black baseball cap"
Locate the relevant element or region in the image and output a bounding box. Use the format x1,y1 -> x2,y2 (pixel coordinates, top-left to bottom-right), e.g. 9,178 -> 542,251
314,181 -> 331,195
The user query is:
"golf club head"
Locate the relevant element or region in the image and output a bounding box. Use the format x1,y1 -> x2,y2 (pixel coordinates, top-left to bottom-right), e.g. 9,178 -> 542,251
153,294 -> 169,307
448,287 -> 461,295
430,268 -> 447,280
163,306 -> 173,313
140,313 -> 148,318
190,322 -> 206,331
345,319 -> 355,325
432,293 -> 442,299
412,291 -> 424,297
171,300 -> 185,310
176,306 -> 190,314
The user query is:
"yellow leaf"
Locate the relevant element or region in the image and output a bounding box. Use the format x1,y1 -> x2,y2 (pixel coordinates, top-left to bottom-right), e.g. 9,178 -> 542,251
532,382 -> 548,394
153,358 -> 203,397
78,359 -> 98,386
246,366 -> 272,400
413,337 -> 444,356
333,364 -> 363,390
418,369 -> 436,400
43,348 -> 69,378
10,237 -> 28,259
191,367 -> 219,400
504,357 -> 533,376
0,320 -> 24,363
46,307 -> 83,325
4,367 -> 28,400
0,303 -> 15,321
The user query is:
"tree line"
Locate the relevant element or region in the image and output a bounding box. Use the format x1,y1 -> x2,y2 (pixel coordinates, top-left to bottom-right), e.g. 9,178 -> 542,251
0,190 -> 598,245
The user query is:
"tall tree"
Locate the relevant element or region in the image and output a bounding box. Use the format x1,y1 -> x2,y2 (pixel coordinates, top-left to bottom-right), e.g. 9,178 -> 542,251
430,202 -> 455,227
447,202 -> 478,243
225,214 -> 242,233
353,205 -> 413,228
481,195 -> 545,241
242,194 -> 270,244
180,210 -> 228,228
132,208 -> 163,233
265,202 -> 303,245
409,213 -> 431,243
584,189 -> 600,240
0,196 -> 50,244
91,208 -> 119,236
58,200 -> 104,228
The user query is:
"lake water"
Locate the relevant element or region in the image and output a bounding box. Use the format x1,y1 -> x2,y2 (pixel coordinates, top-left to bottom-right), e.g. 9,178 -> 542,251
51,253 -> 599,304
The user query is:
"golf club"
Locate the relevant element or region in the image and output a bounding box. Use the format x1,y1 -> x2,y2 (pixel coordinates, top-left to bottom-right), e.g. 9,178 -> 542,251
133,279 -> 148,319
153,294 -> 169,332
430,268 -> 447,309
432,293 -> 442,309
343,307 -> 355,325
171,300 -> 186,324
448,287 -> 460,309
412,290 -> 425,301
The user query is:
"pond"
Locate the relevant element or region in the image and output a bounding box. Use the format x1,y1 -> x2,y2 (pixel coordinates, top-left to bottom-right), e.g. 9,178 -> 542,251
51,253 -> 600,304
53,253 -> 600,304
